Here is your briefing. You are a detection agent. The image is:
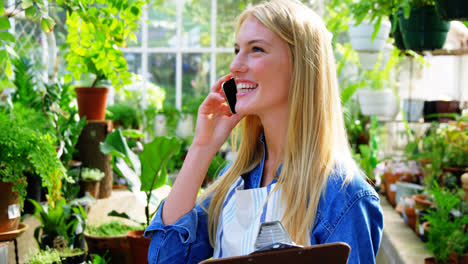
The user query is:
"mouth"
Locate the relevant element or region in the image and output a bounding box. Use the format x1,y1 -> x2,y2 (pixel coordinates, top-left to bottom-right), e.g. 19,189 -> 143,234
236,82 -> 258,94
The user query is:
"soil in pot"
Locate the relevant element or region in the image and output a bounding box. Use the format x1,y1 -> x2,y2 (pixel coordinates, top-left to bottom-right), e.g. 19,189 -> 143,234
127,230 -> 151,264
0,182 -> 20,233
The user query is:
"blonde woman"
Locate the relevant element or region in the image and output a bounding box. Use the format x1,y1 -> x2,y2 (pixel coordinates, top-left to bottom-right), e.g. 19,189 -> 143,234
145,0 -> 383,263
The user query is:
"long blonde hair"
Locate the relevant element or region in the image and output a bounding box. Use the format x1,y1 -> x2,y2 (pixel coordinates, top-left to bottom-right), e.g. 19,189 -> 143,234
200,0 -> 356,247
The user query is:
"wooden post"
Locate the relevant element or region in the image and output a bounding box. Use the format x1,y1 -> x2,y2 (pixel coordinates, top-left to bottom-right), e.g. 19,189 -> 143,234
75,121 -> 113,199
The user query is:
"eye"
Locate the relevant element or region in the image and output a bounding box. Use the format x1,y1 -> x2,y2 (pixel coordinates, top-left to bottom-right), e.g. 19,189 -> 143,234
252,46 -> 264,52
234,48 -> 240,55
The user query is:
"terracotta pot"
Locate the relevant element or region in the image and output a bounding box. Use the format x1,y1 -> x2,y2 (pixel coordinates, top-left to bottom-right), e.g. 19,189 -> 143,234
84,232 -> 132,264
384,171 -> 414,207
0,182 -> 21,233
404,205 -> 417,231
127,230 -> 151,264
75,87 -> 109,121
425,253 -> 468,264
412,194 -> 436,211
81,180 -> 100,199
423,100 -> 461,122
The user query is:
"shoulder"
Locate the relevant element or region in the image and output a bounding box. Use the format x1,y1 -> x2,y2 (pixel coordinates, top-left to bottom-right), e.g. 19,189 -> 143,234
312,166 -> 382,240
322,166 -> 379,207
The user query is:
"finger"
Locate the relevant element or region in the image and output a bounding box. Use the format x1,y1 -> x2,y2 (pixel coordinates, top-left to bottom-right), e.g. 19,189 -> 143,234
210,73 -> 233,93
226,113 -> 245,129
199,93 -> 227,114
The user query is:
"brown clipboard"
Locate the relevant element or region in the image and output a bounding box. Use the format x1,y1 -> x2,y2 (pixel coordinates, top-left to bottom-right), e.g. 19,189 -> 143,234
199,242 -> 350,264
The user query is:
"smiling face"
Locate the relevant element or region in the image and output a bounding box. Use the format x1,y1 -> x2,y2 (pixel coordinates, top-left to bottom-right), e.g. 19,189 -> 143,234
230,15 -> 292,117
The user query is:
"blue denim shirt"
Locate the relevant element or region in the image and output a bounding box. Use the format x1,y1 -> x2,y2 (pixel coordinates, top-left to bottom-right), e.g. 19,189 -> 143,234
145,150 -> 383,264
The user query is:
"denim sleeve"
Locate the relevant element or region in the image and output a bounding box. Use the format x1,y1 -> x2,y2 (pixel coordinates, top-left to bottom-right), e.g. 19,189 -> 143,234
324,194 -> 383,264
144,198 -> 213,264
144,164 -> 231,264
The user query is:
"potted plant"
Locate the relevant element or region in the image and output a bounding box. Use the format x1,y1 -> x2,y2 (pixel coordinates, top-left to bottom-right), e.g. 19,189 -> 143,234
84,220 -> 142,264
434,0 -> 468,20
100,129 -> 181,264
81,168 -> 105,199
61,0 -> 145,121
346,0 -> 395,51
0,106 -> 66,233
357,49 -> 400,118
107,103 -> 142,130
30,197 -> 87,251
397,0 -> 451,51
423,182 -> 468,264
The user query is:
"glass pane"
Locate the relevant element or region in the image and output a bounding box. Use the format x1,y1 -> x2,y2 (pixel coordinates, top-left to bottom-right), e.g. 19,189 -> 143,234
148,0 -> 177,47
182,53 -> 210,113
216,0 -> 243,48
183,0 -> 211,48
149,53 -> 176,106
123,53 -> 142,75
216,53 -> 235,79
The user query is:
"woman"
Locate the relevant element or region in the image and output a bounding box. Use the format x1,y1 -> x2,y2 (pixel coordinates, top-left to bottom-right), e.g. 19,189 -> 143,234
145,0 -> 383,263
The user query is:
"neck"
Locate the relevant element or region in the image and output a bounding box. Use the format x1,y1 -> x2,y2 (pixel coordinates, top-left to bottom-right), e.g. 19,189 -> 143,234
258,105 -> 289,165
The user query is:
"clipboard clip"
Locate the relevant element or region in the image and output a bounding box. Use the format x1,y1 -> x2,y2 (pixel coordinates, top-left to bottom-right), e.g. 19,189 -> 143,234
253,221 -> 301,253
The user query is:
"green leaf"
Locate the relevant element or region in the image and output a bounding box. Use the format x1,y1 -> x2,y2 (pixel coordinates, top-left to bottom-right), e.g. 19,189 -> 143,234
99,129 -> 140,173
5,45 -> 17,58
0,17 -> 11,30
20,0 -> 33,9
63,74 -> 72,83
0,0 -> 4,16
5,59 -> 12,78
40,17 -> 56,33
25,6 -> 38,19
139,136 -> 181,192
0,32 -> 15,42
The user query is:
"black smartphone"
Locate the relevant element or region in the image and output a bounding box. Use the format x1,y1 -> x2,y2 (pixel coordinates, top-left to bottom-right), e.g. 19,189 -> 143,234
222,78 -> 237,114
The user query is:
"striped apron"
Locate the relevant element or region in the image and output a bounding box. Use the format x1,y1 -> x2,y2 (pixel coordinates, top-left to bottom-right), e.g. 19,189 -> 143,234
213,177 -> 286,258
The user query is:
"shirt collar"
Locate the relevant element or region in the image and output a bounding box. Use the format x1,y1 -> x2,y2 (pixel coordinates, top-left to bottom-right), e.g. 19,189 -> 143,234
241,133 -> 281,189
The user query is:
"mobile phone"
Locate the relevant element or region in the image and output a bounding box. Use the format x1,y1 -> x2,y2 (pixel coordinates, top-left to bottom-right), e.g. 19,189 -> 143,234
222,78 -> 237,114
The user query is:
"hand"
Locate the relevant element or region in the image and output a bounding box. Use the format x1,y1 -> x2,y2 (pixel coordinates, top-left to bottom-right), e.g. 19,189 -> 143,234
192,74 -> 244,152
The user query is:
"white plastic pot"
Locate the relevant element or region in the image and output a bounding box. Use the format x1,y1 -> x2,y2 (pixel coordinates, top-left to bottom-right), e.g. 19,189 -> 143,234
176,114 -> 194,138
357,44 -> 393,70
154,113 -> 168,136
403,99 -> 424,122
358,89 -> 399,118
348,20 -> 391,52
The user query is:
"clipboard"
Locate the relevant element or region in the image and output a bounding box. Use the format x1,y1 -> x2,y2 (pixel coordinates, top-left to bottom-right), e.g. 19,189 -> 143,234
199,242 -> 350,264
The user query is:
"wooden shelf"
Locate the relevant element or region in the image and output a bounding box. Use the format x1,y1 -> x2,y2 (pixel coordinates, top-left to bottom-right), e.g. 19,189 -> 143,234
410,48 -> 468,56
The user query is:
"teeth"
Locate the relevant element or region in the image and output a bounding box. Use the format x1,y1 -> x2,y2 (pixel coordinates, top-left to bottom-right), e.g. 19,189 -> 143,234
237,83 -> 257,90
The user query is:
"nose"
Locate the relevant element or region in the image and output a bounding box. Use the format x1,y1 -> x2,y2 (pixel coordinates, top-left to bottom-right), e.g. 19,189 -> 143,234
229,53 -> 248,75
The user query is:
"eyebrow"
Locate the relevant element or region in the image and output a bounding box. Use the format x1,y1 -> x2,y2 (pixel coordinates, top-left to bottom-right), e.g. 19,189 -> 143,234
234,39 -> 272,47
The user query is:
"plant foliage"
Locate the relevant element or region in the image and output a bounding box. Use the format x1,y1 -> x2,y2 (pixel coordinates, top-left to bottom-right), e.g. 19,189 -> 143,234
62,0 -> 145,89
30,198 -> 87,250
423,182 -> 468,263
